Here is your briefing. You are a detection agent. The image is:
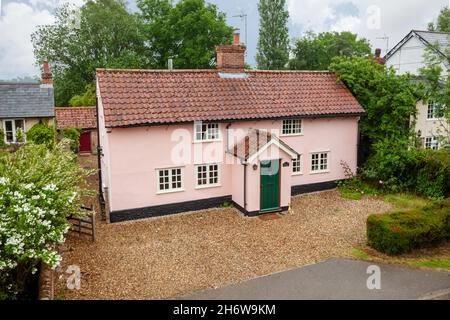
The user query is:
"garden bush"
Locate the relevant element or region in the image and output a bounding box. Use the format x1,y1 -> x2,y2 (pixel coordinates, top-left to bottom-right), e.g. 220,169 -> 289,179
367,198 -> 450,255
0,129 -> 5,147
0,141 -> 95,299
61,128 -> 81,153
26,123 -> 56,148
414,150 -> 450,199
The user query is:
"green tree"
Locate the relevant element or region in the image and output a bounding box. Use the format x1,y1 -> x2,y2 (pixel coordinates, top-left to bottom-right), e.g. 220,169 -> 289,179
290,31 -> 371,70
32,0 -> 146,106
330,57 -> 420,189
137,0 -> 233,69
69,83 -> 96,107
256,0 -> 290,70
428,6 -> 450,32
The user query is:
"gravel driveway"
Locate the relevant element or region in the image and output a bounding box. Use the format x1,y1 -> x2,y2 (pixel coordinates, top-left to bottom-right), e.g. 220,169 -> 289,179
56,190 -> 393,300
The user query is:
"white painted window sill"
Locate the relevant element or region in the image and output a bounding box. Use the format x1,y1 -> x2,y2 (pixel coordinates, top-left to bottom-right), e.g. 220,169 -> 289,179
292,172 -> 303,176
280,133 -> 304,138
195,184 -> 222,190
193,140 -> 223,144
309,170 -> 330,175
156,189 -> 185,195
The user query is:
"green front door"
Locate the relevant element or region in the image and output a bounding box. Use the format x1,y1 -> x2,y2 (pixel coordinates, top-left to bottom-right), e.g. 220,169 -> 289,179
260,160 -> 280,213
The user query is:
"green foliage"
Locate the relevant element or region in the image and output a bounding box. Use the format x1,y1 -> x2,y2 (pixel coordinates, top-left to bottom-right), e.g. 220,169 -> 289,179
410,259 -> 450,270
330,56 -> 420,192
0,129 -> 5,148
219,200 -> 233,208
0,141 -> 95,299
290,31 -> 371,70
367,199 -> 450,255
384,194 -> 430,211
61,128 -> 82,153
137,0 -> 233,69
32,0 -> 146,106
256,0 -> 290,70
26,123 -> 56,148
414,150 -> 450,199
69,83 -> 96,107
15,128 -> 25,144
428,6 -> 450,32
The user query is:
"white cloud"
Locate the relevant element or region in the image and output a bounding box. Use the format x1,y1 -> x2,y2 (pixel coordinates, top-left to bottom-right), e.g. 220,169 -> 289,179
287,0 -> 450,55
0,0 -> 84,80
0,2 -> 54,79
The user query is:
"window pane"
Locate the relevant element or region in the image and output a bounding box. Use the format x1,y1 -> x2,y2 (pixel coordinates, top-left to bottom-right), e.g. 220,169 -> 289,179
4,120 -> 13,133
15,120 -> 24,130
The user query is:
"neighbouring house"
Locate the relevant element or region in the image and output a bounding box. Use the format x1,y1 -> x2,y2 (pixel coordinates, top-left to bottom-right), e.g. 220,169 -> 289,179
385,30 -> 450,149
0,62 -> 55,144
96,32 -> 365,223
55,106 -> 98,154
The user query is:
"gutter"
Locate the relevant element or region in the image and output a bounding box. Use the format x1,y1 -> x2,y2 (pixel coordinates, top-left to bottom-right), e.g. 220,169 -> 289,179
95,96 -> 104,207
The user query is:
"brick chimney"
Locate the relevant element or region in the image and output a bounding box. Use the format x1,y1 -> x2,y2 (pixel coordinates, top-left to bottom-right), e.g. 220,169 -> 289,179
216,29 -> 246,73
374,48 -> 386,65
41,60 -> 53,85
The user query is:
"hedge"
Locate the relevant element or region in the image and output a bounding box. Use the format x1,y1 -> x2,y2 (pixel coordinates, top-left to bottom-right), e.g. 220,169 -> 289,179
367,198 -> 450,255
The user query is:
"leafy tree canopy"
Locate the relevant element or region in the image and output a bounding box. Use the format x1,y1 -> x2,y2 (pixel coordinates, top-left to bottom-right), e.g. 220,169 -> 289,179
256,0 -> 290,70
428,6 -> 450,32
137,0 -> 233,69
32,0 -> 148,106
69,83 -> 96,107
290,31 -> 372,70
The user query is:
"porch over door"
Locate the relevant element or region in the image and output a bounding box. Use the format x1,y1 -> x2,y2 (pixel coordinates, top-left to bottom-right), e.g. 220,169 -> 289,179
260,160 -> 280,213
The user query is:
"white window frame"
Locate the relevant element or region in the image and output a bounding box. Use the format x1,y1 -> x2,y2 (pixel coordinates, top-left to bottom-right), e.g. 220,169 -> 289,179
195,163 -> 221,189
281,119 -> 303,136
156,167 -> 184,194
3,119 -> 25,144
292,154 -> 303,175
425,136 -> 439,150
427,101 -> 444,120
194,122 -> 220,142
310,152 -> 330,174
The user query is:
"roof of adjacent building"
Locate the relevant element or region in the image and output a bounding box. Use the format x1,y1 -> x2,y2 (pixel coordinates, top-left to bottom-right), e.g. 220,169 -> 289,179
232,129 -> 299,162
96,69 -> 364,128
0,83 -> 55,118
55,106 -> 97,130
385,30 -> 450,60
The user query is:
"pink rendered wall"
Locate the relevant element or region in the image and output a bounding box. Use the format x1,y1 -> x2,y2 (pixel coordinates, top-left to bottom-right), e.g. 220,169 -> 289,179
105,117 -> 359,212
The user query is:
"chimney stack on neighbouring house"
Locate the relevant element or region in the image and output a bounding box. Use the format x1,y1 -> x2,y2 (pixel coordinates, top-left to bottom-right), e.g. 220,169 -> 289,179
216,29 -> 246,73
375,48 -> 382,58
41,60 -> 53,85
374,48 -> 386,65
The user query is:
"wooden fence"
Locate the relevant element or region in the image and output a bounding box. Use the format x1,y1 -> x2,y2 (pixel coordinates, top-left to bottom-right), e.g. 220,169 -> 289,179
67,206 -> 96,242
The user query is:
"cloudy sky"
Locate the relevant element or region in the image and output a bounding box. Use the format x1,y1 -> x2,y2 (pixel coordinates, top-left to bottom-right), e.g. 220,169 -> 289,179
0,0 -> 449,79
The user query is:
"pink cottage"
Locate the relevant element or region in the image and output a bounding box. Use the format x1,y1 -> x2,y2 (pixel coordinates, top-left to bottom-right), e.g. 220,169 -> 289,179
96,33 -> 364,223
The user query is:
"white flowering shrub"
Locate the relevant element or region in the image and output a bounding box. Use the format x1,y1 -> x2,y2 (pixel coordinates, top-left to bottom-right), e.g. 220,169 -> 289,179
0,141 -> 95,299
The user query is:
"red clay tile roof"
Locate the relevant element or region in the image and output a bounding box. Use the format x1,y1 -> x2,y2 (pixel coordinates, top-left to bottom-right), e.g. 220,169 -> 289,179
55,107 -> 97,130
96,69 -> 364,128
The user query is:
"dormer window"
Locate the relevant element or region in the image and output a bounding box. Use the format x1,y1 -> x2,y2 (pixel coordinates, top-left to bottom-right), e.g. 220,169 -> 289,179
194,122 -> 220,142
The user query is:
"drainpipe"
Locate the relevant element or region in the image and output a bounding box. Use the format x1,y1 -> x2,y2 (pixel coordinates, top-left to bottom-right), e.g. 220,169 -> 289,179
226,123 -> 232,152
243,162 -> 248,212
95,96 -> 104,207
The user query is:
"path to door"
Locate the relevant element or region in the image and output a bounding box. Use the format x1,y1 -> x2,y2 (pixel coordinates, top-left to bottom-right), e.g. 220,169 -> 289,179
182,258 -> 450,300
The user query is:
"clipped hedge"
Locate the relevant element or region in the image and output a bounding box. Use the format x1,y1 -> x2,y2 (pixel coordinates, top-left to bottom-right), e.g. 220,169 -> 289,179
367,199 -> 450,255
